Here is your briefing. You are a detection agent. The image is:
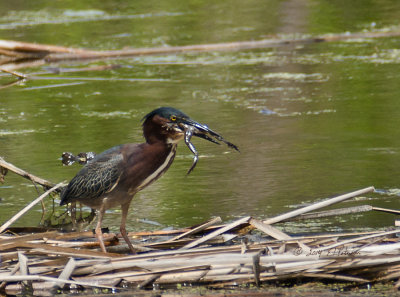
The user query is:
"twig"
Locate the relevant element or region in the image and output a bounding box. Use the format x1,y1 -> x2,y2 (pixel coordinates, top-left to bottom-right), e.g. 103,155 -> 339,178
0,48 -> 28,58
0,231 -> 59,245
28,179 -> 47,225
372,206 -> 400,215
263,187 -> 375,225
0,157 -> 57,190
0,182 -> 64,233
0,39 -> 95,55
0,67 -> 27,79
180,216 -> 251,250
167,216 -> 222,242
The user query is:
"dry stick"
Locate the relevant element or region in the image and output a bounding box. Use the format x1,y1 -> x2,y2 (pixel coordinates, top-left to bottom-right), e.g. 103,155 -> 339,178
0,48 -> 29,58
0,182 -> 64,233
27,178 -> 48,226
180,216 -> 251,250
0,39 -> 96,54
0,157 -> 57,189
263,186 -> 375,225
167,216 -> 222,242
0,67 -> 27,79
0,231 -> 59,246
372,206 -> 400,215
21,242 -> 119,258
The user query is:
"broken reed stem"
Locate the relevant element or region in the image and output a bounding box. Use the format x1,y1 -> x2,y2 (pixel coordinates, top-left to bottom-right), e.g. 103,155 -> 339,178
0,182 -> 64,233
263,186 -> 375,225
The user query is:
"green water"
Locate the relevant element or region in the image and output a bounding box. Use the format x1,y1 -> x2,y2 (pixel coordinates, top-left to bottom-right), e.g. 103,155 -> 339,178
1,0 -> 400,233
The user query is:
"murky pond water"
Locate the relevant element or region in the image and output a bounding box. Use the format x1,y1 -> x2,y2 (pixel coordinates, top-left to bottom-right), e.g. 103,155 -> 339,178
1,1 -> 400,234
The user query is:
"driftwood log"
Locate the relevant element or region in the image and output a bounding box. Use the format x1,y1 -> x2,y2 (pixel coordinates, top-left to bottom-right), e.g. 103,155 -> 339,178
1,29 -> 400,72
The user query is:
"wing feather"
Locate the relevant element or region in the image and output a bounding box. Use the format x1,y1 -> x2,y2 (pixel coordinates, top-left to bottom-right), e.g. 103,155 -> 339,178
60,146 -> 124,205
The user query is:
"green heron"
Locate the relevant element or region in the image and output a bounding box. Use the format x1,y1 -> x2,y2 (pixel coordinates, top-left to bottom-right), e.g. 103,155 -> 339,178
60,107 -> 238,253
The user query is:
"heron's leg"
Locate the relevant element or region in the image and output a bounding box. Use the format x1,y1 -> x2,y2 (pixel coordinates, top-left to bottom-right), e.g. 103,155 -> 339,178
95,205 -> 107,253
71,202 -> 76,230
120,202 -> 136,254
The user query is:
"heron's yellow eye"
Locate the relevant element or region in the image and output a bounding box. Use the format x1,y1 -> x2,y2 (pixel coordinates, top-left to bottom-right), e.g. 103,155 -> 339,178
170,115 -> 177,121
